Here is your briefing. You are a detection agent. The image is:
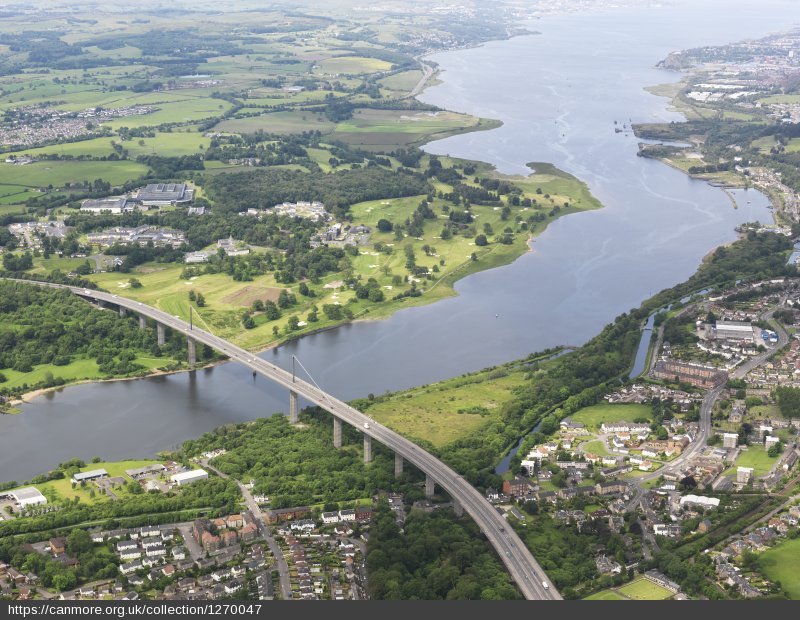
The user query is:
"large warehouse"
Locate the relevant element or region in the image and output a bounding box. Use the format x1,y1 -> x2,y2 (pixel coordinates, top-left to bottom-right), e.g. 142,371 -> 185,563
135,183 -> 193,206
171,469 -> 208,486
714,321 -> 756,343
8,487 -> 47,508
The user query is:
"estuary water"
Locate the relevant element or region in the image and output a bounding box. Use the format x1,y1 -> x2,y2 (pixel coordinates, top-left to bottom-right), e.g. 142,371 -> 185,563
1,0 -> 797,482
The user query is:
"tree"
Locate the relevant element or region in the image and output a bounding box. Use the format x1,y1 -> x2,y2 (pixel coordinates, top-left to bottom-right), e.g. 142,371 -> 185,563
128,278 -> 142,289
195,293 -> 206,307
287,316 -> 300,331
67,528 -> 92,556
264,301 -> 280,320
474,234 -> 488,246
377,218 -> 393,232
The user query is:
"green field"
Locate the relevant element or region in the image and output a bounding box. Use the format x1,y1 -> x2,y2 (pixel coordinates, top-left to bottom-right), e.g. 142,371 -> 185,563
616,577 -> 675,600
1,355 -> 176,392
334,109 -> 494,150
758,537 -> 800,599
378,70 -> 423,93
581,440 -> 612,457
365,369 -> 527,447
731,446 -> 779,477
215,110 -> 336,135
0,160 -> 147,189
584,589 -> 628,600
314,56 -> 392,75
103,97 -> 235,130
570,403 -> 653,430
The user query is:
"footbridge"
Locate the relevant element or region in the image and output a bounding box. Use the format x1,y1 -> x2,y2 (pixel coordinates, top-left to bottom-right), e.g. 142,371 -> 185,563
10,279 -> 561,600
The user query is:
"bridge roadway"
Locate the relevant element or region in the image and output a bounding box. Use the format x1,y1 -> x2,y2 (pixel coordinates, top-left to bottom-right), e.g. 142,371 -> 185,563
15,279 -> 561,600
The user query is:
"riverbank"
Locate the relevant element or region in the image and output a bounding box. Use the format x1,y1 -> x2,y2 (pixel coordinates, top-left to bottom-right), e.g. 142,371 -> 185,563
7,362 -> 219,409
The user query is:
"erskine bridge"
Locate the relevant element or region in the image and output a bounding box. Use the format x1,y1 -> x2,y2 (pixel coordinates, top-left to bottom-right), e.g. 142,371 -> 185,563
10,278 -> 562,600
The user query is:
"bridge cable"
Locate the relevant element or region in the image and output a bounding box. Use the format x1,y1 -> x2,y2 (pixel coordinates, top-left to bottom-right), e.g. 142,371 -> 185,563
291,355 -> 330,404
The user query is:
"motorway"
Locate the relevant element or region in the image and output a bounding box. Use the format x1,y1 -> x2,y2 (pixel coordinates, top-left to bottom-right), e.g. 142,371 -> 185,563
12,279 -> 561,601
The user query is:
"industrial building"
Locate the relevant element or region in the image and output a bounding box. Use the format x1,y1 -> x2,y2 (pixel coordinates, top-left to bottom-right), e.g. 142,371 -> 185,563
4,487 -> 47,508
80,197 -> 134,214
714,321 -> 756,343
652,359 -> 728,389
171,469 -> 209,486
71,469 -> 109,484
135,183 -> 193,206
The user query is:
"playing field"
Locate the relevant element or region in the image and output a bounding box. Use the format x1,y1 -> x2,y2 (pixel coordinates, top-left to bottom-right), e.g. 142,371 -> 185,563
570,403 -> 653,430
617,577 -> 674,600
758,537 -> 800,599
584,589 -> 628,600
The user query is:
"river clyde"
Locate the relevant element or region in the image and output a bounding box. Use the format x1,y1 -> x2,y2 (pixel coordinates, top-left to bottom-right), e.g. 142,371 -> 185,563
2,0 -> 798,482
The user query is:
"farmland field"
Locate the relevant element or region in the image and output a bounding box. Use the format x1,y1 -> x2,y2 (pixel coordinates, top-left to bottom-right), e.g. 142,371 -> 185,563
315,56 -> 393,74
0,160 -> 148,189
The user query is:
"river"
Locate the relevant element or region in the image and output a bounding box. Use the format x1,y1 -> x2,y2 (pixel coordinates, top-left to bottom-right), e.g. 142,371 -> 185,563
1,0 -> 797,482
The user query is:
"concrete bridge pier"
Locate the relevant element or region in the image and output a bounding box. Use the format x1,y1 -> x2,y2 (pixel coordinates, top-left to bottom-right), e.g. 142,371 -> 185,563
394,453 -> 404,477
363,435 -> 373,464
119,306 -> 127,318
289,390 -> 298,424
138,315 -> 147,330
333,417 -> 342,448
425,474 -> 435,498
156,323 -> 166,346
187,337 -> 197,370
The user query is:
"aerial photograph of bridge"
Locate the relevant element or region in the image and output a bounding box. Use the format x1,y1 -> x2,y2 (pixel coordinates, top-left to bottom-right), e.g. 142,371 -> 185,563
1,0 -> 800,611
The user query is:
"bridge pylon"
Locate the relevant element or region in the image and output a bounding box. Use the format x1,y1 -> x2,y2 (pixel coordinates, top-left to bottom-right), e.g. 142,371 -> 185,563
363,435 -> 373,464
394,453 -> 404,477
187,337 -> 197,370
157,323 -> 166,347
289,390 -> 298,424
333,417 -> 342,448
425,474 -> 435,497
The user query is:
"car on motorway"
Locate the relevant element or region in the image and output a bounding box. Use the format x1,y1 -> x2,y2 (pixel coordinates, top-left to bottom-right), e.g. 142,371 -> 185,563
363,422 -> 370,429
542,581 -> 549,590
84,289 -> 92,295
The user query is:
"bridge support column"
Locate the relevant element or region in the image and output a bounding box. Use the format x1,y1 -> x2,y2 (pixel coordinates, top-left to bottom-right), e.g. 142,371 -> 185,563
363,435 -> 373,464
187,337 -> 196,370
453,499 -> 464,517
394,453 -> 404,477
157,323 -> 166,347
333,418 -> 342,448
289,390 -> 298,424
425,474 -> 435,498
138,315 -> 147,330
119,306 -> 126,318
